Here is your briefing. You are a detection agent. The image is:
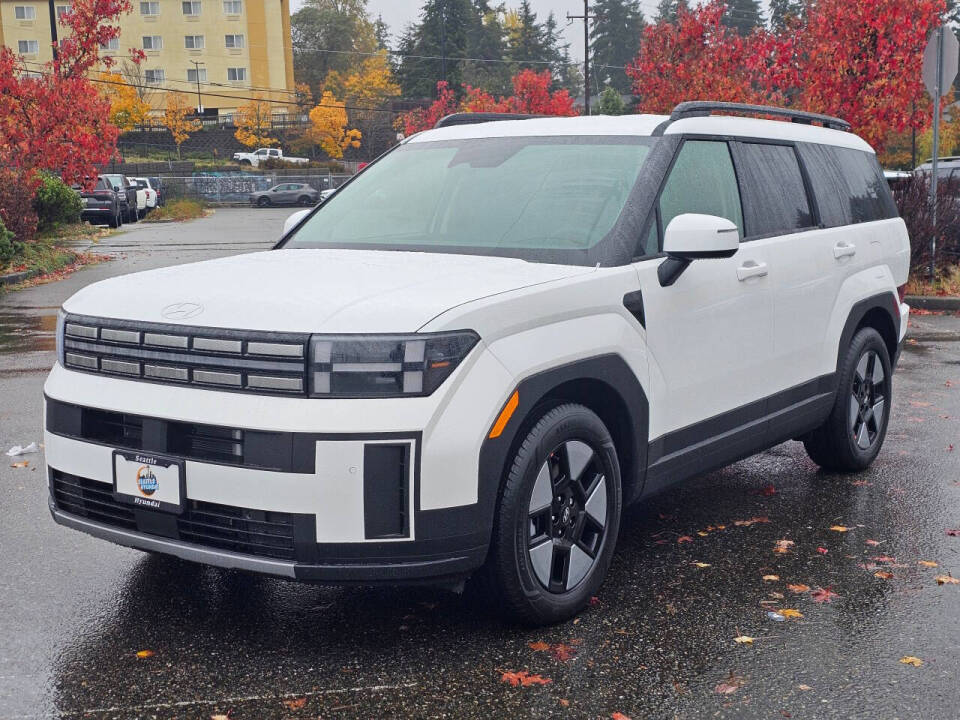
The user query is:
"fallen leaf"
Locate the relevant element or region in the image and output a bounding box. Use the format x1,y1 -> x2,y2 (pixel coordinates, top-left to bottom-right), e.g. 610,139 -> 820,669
559,699 -> 570,707
899,656 -> 923,667
611,713 -> 631,720
10,461 -> 28,469
817,547 -> 829,554
865,539 -> 881,546
787,583 -> 810,593
797,684 -> 813,691
734,516 -> 770,527
874,570 -> 894,580
780,609 -> 804,619
935,574 -> 960,585
758,484 -> 776,496
677,535 -> 693,544
551,644 -> 577,662
589,596 -> 600,606
873,555 -> 897,563
501,670 -> 552,687
210,715 -> 230,720
528,641 -> 550,652
715,672 -> 746,694
763,574 -> 780,582
810,588 -> 839,603
692,562 -> 712,568
851,479 -> 872,487
135,650 -> 154,659
829,525 -> 849,532
733,635 -> 754,644
919,561 -> 939,568
774,539 -> 795,554
947,529 -> 960,537
282,698 -> 307,711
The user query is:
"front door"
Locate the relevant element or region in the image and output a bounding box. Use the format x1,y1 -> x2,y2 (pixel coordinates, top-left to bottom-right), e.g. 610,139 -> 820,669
636,139 -> 776,483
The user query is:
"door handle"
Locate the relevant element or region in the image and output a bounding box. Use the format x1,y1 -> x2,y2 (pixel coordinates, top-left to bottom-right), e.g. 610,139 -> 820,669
737,260 -> 768,281
834,242 -> 857,259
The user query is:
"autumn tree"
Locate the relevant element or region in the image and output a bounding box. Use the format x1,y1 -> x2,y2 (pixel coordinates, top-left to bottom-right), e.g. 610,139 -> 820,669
164,92 -> 201,159
234,95 -> 278,149
307,91 -> 362,159
292,0 -> 377,98
324,50 -> 399,157
101,72 -> 151,132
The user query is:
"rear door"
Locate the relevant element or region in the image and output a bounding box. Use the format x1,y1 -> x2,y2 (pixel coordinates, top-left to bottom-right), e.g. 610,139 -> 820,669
637,139 -> 776,456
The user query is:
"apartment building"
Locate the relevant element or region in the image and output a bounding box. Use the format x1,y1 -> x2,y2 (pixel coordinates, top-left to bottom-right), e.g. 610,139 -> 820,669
0,0 -> 295,116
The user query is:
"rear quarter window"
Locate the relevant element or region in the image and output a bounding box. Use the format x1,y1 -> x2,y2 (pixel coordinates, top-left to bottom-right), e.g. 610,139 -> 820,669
797,143 -> 898,227
734,142 -> 814,238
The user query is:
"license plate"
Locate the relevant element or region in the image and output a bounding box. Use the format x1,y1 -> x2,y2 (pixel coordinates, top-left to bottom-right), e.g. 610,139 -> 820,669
113,451 -> 184,513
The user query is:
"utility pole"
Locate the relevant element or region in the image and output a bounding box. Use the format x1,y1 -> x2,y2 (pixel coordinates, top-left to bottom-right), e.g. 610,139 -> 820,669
47,0 -> 59,62
190,60 -> 204,115
567,1 -> 597,115
440,1 -> 447,84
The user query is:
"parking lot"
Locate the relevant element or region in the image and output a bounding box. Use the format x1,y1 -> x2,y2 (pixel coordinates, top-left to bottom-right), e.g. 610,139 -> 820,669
2,209 -> 960,719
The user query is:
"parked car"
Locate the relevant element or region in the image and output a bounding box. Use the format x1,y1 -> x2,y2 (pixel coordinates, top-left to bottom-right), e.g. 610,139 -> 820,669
77,176 -> 122,228
147,176 -> 166,207
131,177 -> 158,211
128,179 -> 148,219
233,147 -> 309,168
250,183 -> 319,207
44,103 -> 909,625
100,174 -> 138,223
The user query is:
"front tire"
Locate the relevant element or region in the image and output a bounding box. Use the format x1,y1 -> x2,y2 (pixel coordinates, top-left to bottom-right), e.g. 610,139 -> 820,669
484,403 -> 622,625
804,327 -> 892,471
257,197 -> 270,207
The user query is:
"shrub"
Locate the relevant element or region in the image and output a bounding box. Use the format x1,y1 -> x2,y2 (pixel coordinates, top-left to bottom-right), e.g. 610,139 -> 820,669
0,168 -> 39,243
892,172 -> 960,273
33,172 -> 82,232
0,217 -> 23,265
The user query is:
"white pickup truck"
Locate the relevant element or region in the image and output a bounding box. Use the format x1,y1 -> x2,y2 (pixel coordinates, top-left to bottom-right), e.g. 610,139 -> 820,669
233,147 -> 309,168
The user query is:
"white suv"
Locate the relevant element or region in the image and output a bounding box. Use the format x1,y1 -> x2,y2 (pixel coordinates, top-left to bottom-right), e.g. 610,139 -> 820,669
44,102 -> 910,624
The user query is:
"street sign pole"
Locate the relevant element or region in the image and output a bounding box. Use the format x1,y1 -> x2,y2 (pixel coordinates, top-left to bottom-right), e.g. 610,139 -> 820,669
931,26 -> 944,280
923,24 -> 960,280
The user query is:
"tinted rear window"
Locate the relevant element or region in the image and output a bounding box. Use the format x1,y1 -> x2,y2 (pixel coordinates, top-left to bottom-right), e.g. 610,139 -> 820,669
797,144 -> 898,226
735,142 -> 814,238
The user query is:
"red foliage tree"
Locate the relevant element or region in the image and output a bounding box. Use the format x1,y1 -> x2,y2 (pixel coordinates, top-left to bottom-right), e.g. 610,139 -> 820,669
0,0 -> 138,208
399,71 -> 577,135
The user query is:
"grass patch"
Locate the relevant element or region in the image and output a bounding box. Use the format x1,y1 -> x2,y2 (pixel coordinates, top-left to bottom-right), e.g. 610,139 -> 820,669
142,199 -> 208,222
37,221 -> 114,245
905,265 -> 960,297
0,236 -> 77,277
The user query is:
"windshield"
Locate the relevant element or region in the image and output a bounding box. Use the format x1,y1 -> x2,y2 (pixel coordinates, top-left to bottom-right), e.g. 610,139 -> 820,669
284,135 -> 657,264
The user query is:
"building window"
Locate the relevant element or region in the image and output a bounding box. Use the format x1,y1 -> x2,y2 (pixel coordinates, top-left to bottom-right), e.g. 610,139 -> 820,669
184,35 -> 204,49
140,1 -> 160,15
142,35 -> 162,50
224,34 -> 244,49
223,0 -> 241,14
99,37 -> 119,51
187,67 -> 207,82
182,1 -> 201,16
15,6 -> 37,19
56,5 -> 71,19
144,69 -> 165,85
18,39 -> 40,55
227,67 -> 246,82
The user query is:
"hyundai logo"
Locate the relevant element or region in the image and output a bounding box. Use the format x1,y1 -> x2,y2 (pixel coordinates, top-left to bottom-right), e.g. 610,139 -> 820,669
161,302 -> 204,320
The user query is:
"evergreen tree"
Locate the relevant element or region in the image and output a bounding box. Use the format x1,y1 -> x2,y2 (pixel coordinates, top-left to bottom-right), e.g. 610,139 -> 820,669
462,1 -> 512,95
722,0 -> 763,35
590,0 -> 644,94
597,86 -> 626,115
654,0 -> 689,23
397,0 -> 480,98
373,14 -> 390,50
505,2 -> 568,83
768,0 -> 804,32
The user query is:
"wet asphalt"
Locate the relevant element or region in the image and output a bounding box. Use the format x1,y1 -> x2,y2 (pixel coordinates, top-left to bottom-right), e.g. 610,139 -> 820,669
2,211 -> 960,719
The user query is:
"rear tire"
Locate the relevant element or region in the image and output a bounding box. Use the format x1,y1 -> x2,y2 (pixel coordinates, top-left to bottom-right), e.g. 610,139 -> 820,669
298,195 -> 312,206
482,403 -> 622,625
108,211 -> 119,229
804,327 -> 892,471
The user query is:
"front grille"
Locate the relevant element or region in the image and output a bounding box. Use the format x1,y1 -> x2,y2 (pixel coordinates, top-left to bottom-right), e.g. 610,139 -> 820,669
51,471 -> 307,561
62,314 -> 310,396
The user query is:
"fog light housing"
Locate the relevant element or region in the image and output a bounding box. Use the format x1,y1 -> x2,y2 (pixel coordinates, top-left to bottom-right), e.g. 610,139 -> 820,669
309,330 -> 479,397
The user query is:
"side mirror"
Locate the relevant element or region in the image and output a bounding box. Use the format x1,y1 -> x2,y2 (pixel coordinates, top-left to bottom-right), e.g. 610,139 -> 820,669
658,213 -> 739,287
283,209 -> 310,236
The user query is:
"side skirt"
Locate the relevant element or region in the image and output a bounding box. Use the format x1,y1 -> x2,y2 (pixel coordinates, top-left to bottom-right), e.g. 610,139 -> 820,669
643,373 -> 835,497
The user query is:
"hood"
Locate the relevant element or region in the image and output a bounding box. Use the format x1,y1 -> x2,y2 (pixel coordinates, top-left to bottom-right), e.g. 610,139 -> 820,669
63,249 -> 592,333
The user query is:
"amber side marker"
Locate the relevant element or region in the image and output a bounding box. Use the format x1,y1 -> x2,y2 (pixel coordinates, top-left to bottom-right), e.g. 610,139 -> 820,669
489,390 -> 519,439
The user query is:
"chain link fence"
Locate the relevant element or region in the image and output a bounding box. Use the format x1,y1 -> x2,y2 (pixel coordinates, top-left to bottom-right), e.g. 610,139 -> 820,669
161,173 -> 354,206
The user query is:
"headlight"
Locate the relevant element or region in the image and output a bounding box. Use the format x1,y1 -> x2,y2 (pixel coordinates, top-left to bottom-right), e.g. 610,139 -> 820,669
55,308 -> 66,366
309,331 -> 479,397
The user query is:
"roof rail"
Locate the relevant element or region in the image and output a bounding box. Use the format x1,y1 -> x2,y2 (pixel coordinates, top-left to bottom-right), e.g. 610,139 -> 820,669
434,112 -> 543,129
669,101 -> 851,132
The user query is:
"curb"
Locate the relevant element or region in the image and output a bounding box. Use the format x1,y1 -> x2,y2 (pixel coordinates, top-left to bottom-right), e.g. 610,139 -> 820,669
905,295 -> 960,311
0,270 -> 36,287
